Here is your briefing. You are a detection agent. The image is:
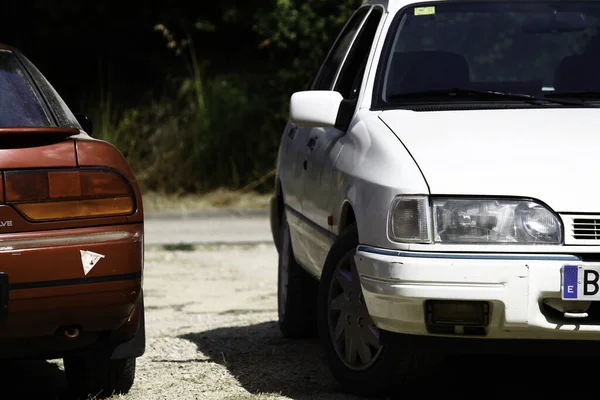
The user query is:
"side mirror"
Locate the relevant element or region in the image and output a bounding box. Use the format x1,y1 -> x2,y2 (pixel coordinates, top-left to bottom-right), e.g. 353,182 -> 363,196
75,114 -> 93,136
290,91 -> 344,128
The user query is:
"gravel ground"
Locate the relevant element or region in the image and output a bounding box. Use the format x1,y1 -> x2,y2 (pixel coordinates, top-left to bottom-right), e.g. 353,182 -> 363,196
0,243 -> 595,399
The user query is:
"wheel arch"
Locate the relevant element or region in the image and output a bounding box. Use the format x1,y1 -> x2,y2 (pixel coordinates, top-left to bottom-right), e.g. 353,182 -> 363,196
339,201 -> 357,234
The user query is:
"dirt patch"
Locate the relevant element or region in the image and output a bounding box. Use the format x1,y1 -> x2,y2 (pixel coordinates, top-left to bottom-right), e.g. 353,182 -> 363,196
119,244 -> 357,400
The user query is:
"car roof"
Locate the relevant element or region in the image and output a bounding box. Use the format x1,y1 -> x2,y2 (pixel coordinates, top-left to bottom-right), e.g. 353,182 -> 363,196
363,0 -> 460,13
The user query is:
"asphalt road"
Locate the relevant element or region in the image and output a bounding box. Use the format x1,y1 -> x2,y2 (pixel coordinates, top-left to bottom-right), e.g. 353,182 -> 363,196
144,209 -> 272,246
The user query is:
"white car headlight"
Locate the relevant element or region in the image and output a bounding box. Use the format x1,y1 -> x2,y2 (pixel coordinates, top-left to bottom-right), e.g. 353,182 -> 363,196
388,196 -> 431,243
433,198 -> 562,244
388,196 -> 563,245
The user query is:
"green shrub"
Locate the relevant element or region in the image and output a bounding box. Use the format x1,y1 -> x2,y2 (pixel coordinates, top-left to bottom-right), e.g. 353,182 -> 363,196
93,0 -> 361,194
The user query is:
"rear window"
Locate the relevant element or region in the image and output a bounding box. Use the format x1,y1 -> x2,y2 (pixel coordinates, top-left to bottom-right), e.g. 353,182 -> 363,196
0,51 -> 51,127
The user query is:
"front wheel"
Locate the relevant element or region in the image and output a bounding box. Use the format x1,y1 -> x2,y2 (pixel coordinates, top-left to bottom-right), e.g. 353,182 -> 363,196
317,223 -> 434,397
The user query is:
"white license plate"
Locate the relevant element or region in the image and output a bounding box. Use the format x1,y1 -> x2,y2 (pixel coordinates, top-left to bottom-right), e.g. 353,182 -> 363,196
562,265 -> 600,300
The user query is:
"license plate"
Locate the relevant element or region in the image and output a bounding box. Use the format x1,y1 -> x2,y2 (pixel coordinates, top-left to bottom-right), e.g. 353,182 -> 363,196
562,265 -> 600,300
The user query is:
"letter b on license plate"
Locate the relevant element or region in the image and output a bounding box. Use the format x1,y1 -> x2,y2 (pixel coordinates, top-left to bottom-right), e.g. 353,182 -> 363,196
562,265 -> 600,300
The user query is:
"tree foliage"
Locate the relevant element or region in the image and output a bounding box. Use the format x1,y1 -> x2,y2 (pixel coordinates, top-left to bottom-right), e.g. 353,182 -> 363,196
1,0 -> 362,193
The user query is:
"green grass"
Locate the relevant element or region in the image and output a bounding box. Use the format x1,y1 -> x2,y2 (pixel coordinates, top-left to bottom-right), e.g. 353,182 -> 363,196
162,243 -> 196,252
90,40 -> 281,196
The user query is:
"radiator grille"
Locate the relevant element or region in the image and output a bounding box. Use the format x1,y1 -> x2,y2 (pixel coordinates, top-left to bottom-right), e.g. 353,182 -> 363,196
573,219 -> 600,240
562,215 -> 600,245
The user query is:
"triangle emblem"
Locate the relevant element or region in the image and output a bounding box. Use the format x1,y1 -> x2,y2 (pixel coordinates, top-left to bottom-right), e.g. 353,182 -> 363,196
80,250 -> 105,275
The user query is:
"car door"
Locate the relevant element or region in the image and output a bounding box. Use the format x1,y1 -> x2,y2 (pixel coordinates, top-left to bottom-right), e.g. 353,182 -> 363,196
285,6 -> 373,276
297,6 -> 385,276
278,121 -> 313,268
278,122 -> 308,221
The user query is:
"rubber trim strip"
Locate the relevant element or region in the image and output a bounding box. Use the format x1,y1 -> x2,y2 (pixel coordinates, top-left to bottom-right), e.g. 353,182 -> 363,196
284,204 -> 337,241
8,272 -> 141,291
357,245 -> 581,261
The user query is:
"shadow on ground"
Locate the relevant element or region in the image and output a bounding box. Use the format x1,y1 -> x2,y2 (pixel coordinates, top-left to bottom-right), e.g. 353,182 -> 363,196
0,360 -> 69,399
182,321 -> 596,399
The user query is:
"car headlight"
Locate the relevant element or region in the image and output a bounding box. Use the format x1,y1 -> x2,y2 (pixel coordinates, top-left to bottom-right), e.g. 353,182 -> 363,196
388,196 -> 432,243
433,198 -> 562,244
388,196 -> 563,245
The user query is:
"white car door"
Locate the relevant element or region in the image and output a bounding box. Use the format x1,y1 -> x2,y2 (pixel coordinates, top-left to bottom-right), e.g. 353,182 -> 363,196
297,6 -> 385,277
279,122 -> 309,222
279,121 -> 314,270
282,6 -> 372,277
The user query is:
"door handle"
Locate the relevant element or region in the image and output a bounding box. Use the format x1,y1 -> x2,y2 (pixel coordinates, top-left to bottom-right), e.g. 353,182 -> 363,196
288,126 -> 297,139
306,136 -> 318,151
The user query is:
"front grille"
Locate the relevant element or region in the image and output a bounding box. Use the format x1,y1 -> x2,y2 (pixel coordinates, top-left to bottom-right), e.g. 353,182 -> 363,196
573,218 -> 600,240
562,214 -> 600,245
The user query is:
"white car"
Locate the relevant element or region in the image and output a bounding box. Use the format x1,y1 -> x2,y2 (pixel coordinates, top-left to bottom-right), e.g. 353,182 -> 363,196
270,0 -> 600,396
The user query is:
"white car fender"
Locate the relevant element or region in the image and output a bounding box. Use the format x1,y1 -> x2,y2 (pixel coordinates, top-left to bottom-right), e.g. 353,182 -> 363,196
332,110 -> 429,247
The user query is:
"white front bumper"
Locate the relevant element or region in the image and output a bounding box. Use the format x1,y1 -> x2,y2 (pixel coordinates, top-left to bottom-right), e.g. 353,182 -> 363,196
355,246 -> 600,340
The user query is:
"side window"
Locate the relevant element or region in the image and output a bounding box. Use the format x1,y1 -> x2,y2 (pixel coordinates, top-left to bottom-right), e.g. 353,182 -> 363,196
312,7 -> 371,91
334,8 -> 384,99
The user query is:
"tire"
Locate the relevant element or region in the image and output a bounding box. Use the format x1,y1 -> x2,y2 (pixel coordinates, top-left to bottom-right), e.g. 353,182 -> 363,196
277,212 -> 318,338
317,223 -> 435,397
64,349 -> 136,398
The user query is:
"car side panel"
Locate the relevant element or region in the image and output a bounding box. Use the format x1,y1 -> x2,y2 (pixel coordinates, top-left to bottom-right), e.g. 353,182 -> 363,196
299,126 -> 345,276
285,126 -> 317,271
276,122 -> 315,270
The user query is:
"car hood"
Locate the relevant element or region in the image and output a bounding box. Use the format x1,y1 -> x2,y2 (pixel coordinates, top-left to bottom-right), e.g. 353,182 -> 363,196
379,108 -> 600,213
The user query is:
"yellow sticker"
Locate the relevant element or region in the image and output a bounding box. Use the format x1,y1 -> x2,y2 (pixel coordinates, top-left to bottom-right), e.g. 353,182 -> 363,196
414,6 -> 435,16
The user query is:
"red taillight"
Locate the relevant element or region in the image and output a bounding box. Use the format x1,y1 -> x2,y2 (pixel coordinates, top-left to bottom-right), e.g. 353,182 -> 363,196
4,169 -> 135,221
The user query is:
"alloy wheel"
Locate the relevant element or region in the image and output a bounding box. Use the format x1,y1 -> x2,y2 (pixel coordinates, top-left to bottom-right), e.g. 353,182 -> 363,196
327,249 -> 383,371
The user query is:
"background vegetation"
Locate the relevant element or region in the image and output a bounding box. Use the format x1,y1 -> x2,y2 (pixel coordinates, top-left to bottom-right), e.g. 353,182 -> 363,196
3,0 -> 362,194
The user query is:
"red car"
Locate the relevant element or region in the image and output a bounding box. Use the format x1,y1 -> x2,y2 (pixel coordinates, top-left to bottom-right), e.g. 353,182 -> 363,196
0,44 -> 144,397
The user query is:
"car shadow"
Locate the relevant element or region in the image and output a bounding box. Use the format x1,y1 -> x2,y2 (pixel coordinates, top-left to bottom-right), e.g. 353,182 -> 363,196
181,321 -> 595,399
0,360 -> 70,399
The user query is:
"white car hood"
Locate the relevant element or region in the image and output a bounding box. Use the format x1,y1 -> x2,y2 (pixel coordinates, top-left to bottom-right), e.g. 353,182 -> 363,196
380,108 -> 600,213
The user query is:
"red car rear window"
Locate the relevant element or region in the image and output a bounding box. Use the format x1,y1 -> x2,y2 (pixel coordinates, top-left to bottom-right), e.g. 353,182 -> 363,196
0,51 -> 51,127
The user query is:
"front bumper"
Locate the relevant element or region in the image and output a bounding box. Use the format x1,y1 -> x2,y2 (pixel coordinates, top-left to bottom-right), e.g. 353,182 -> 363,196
355,245 -> 600,340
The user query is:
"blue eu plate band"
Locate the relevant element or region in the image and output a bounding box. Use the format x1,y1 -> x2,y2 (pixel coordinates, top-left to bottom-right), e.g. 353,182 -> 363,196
563,265 -> 579,299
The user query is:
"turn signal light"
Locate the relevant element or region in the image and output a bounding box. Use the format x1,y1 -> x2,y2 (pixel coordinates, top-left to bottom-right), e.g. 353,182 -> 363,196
4,169 -> 135,221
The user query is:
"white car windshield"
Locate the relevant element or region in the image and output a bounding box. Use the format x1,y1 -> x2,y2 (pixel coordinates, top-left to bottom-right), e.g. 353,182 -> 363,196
379,1 -> 600,103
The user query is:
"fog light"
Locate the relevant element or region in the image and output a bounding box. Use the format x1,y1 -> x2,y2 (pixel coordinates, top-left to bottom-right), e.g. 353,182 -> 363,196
426,300 -> 489,326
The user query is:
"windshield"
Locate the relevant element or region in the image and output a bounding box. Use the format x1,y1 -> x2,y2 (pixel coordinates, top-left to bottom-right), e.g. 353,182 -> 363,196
0,51 -> 51,127
378,1 -> 600,105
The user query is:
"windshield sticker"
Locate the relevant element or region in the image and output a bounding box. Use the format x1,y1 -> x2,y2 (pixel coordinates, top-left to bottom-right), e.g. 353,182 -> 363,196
414,6 -> 435,16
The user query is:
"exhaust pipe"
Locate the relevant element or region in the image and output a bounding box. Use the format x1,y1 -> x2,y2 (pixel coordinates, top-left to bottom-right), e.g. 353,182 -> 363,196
63,326 -> 80,340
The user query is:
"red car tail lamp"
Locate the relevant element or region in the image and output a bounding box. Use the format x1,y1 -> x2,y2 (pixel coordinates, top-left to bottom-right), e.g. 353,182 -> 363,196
4,168 -> 135,221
